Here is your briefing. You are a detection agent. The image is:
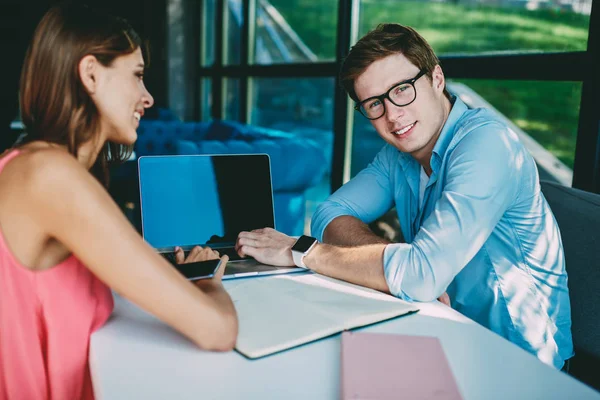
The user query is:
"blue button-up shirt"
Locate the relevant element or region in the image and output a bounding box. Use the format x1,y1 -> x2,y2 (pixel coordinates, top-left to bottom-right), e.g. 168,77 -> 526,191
311,97 -> 573,369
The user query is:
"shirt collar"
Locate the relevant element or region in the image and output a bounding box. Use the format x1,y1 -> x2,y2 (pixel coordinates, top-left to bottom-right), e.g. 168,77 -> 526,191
430,95 -> 468,172
396,95 -> 468,173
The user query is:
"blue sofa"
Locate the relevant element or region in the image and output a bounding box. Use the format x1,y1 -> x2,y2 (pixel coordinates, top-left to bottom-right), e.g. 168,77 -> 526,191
110,117 -> 328,237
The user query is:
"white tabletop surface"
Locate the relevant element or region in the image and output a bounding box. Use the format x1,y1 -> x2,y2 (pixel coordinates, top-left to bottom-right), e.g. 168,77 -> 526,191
90,275 -> 600,400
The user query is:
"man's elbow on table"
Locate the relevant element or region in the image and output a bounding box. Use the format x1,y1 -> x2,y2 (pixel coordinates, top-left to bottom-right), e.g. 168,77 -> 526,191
385,245 -> 449,303
388,274 -> 444,303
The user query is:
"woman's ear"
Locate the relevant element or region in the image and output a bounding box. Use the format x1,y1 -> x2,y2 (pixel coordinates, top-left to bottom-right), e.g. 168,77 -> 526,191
78,55 -> 99,94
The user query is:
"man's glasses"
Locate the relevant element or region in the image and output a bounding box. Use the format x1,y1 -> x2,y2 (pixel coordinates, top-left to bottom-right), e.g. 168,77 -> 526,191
355,70 -> 427,120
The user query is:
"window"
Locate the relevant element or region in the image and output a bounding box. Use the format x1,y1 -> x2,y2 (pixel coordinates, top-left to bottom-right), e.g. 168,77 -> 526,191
187,0 -> 600,197
451,79 -> 581,172
224,78 -> 241,120
253,0 -> 338,64
200,78 -> 212,121
200,0 -> 215,66
350,79 -> 581,187
359,0 -> 591,55
225,0 -> 242,65
250,77 -> 336,231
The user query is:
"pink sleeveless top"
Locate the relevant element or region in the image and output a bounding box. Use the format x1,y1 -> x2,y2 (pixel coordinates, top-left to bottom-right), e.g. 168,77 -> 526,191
0,150 -> 114,400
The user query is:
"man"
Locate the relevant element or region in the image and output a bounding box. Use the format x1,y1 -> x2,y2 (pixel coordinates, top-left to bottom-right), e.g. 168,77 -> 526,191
235,23 -> 573,370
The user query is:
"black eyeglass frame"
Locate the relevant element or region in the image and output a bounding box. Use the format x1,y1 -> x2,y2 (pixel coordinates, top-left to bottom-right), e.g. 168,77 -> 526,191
354,69 -> 428,120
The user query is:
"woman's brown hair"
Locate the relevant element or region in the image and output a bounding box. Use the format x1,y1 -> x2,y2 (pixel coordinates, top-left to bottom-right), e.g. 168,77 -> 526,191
19,2 -> 143,186
340,23 -> 451,103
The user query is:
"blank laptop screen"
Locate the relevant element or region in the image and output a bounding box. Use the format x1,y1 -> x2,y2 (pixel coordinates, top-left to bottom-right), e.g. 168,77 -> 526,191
138,154 -> 275,250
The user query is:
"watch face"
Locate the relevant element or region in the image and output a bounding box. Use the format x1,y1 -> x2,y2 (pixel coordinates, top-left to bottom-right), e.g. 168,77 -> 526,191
292,235 -> 317,253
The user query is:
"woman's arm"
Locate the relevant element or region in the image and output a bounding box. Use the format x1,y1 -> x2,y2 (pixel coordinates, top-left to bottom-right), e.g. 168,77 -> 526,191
24,150 -> 238,350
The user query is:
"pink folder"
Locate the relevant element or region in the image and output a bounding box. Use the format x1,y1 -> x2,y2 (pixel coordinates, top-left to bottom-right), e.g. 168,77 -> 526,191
340,331 -> 463,400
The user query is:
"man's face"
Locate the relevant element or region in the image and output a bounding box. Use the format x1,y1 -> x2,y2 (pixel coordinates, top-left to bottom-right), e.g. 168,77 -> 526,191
354,53 -> 448,159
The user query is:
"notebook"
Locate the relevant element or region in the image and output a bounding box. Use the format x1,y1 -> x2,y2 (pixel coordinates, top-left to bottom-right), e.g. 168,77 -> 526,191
138,154 -> 304,279
341,331 -> 463,400
223,274 -> 419,359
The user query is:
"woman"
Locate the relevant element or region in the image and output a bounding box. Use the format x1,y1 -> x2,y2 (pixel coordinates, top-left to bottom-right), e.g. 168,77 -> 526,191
0,4 -> 237,400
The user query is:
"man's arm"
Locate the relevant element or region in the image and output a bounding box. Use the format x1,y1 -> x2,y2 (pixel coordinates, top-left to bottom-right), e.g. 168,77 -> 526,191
235,228 -> 390,293
322,219 -> 448,305
383,123 -> 523,301
311,146 -> 395,244
238,123 -> 524,304
323,216 -> 391,246
307,242 -> 390,292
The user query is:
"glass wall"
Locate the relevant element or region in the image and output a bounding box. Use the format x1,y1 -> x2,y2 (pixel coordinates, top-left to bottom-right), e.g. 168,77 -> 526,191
225,0 -> 242,65
451,79 -> 581,170
201,0 -> 242,66
359,0 -> 591,54
254,0 -> 338,64
223,78 -> 241,120
250,77 -> 335,232
346,0 -> 591,187
350,80 -> 581,187
187,0 -> 598,233
200,0 -> 215,66
200,78 -> 212,121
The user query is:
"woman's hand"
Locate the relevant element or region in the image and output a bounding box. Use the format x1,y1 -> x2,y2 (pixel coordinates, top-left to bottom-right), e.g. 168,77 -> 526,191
174,246 -> 229,284
174,245 -> 220,264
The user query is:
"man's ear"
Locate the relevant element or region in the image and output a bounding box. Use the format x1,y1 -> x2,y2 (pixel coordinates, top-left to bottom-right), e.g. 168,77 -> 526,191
78,55 -> 100,94
431,64 -> 446,94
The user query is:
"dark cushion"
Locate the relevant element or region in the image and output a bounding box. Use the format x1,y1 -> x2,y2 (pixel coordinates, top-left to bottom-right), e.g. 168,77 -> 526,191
143,107 -> 180,121
206,120 -> 293,141
173,138 -> 327,192
540,180 -> 600,388
135,121 -> 210,156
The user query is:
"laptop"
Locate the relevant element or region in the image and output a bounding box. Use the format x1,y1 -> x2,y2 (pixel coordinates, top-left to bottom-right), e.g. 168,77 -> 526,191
138,154 -> 305,279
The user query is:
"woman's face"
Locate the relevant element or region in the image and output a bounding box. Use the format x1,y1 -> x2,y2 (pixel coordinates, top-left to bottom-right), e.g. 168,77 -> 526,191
91,47 -> 154,145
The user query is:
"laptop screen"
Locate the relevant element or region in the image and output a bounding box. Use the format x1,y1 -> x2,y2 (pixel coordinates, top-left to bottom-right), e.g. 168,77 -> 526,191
138,154 -> 275,250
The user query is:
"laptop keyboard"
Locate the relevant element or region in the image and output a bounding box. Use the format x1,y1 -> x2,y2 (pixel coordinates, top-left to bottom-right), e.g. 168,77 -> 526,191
217,247 -> 244,261
162,247 -> 243,265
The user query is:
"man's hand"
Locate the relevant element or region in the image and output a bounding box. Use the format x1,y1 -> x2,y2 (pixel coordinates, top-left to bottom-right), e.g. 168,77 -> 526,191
235,228 -> 296,267
175,246 -> 220,264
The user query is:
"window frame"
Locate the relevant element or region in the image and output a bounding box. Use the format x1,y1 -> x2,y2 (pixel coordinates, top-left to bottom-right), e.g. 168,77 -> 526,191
192,0 -> 600,193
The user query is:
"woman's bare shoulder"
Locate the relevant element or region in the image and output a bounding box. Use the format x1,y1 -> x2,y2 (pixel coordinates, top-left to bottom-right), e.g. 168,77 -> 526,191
1,145 -> 92,194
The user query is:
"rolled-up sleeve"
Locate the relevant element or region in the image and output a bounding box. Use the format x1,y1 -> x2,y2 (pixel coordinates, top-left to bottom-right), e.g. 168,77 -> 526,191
311,146 -> 395,241
384,125 -> 524,301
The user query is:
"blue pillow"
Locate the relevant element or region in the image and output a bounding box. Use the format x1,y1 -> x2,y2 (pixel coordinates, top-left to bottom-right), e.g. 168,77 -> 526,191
206,120 -> 249,140
143,107 -> 180,121
158,108 -> 179,121
173,140 -> 199,155
206,120 -> 293,141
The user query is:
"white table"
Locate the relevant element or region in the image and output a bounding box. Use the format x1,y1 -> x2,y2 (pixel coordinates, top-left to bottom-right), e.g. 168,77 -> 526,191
90,276 -> 600,400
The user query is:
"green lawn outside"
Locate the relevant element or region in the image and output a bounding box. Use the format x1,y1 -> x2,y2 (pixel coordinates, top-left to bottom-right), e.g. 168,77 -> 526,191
268,0 -> 590,169
359,0 -> 589,54
452,79 -> 581,168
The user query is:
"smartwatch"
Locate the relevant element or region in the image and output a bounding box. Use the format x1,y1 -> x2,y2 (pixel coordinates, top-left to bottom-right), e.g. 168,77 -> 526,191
291,235 -> 318,269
